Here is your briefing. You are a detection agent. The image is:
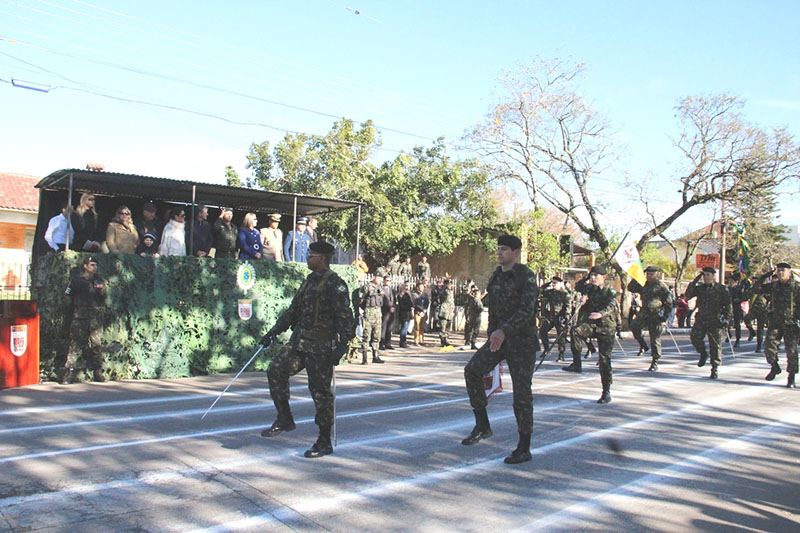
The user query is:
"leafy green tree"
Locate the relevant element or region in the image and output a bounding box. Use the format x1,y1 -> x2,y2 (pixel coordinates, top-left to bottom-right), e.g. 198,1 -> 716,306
727,188 -> 786,276
484,209 -> 566,275
224,166 -> 243,187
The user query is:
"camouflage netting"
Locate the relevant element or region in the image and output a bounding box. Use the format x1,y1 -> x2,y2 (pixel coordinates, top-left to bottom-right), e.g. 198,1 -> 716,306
32,252 -> 359,381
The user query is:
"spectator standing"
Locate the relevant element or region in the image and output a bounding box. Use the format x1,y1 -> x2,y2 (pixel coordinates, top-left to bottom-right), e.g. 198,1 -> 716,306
135,202 -> 162,247
44,203 -> 74,252
106,205 -> 139,254
159,208 -> 188,256
284,217 -> 311,262
675,293 -> 689,328
397,283 -> 414,348
429,279 -> 444,332
398,256 -> 413,280
438,279 -> 455,347
306,216 -> 319,243
352,254 -> 368,276
71,193 -> 102,252
238,212 -> 262,260
62,255 -> 106,384
135,233 -> 160,257
412,282 -> 430,346
187,205 -> 212,257
260,213 -> 284,261
380,275 -> 396,350
212,207 -> 238,258
416,255 -> 431,279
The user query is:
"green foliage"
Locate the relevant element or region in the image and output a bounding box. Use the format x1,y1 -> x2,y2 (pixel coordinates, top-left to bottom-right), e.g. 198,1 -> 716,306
32,252 -> 358,380
224,165 -> 243,187
232,119 -> 496,257
481,208 -> 567,275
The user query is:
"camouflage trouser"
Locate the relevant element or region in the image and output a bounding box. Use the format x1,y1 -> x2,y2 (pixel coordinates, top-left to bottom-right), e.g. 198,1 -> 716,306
630,313 -> 665,361
691,317 -> 723,368
539,316 -> 567,355
571,322 -> 614,391
464,315 -> 481,345
731,304 -> 744,341
439,317 -> 451,344
464,337 -> 535,433
744,310 -> 767,346
267,344 -> 334,428
764,325 -> 799,374
361,307 -> 382,362
65,311 -> 103,371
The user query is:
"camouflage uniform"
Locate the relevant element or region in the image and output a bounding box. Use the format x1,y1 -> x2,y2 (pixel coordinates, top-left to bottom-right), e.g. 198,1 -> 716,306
387,258 -> 401,277
397,261 -> 413,280
686,278 -> 732,370
744,292 -> 769,351
756,275 -> 800,375
267,268 -> 355,428
416,260 -> 431,279
463,292 -> 484,348
64,271 -> 105,376
438,285 -> 455,346
570,284 -> 618,394
464,264 -> 538,433
728,280 -> 747,342
360,282 -> 383,363
539,286 -> 570,360
628,278 -> 674,364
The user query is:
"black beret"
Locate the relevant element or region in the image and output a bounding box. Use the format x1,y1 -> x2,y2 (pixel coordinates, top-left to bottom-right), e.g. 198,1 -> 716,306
589,265 -> 607,275
443,278 -> 452,285
309,242 -> 334,255
84,255 -> 98,264
552,276 -> 563,282
497,234 -> 522,250
643,265 -> 660,273
702,266 -> 716,274
776,262 -> 792,269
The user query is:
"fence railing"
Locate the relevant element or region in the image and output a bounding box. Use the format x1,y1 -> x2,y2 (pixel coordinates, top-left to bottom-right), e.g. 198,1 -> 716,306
0,261 -> 31,300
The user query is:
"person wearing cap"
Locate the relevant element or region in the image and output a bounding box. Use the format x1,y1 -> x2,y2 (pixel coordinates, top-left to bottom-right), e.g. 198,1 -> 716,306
359,275 -> 386,364
260,241 -> 356,458
212,208 -> 238,259
135,232 -> 160,257
437,279 -> 455,347
755,263 -> 800,387
260,213 -> 284,262
685,266 -> 732,380
135,202 -> 162,247
539,276 -> 571,362
627,266 -> 675,371
62,255 -> 106,384
563,265 -> 619,403
187,205 -> 212,257
463,285 -> 484,350
462,234 -> 539,464
284,217 -> 312,262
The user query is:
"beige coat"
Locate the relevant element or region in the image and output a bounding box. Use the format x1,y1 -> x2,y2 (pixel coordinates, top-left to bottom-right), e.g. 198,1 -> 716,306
105,219 -> 139,254
260,227 -> 283,261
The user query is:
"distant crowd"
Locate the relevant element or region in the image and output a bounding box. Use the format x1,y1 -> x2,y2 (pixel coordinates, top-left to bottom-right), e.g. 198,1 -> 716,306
43,193 -> 320,262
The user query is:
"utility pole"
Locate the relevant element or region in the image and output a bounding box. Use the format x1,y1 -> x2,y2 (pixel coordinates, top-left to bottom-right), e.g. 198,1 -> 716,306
719,176 -> 727,283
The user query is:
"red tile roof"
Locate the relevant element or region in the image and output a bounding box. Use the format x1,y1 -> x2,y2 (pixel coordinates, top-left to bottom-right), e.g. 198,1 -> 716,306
0,172 -> 40,212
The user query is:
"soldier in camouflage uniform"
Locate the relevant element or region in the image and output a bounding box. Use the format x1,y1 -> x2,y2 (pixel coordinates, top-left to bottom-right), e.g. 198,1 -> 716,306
463,286 -> 484,349
260,242 -> 356,458
62,255 -> 106,384
539,276 -> 570,362
562,265 -> 618,403
685,266 -> 732,380
438,279 -> 455,346
726,274 -> 747,347
744,289 -> 769,352
756,263 -> 800,388
360,276 -> 385,364
462,235 -> 539,464
628,265 -> 675,371
387,253 -> 401,277
397,256 -> 413,280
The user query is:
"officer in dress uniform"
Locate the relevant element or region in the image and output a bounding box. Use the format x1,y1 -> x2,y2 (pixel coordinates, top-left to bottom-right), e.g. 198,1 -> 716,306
259,242 -> 356,458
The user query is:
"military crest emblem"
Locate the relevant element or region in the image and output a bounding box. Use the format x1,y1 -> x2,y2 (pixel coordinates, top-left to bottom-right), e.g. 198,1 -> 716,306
10,325 -> 27,357
238,299 -> 253,320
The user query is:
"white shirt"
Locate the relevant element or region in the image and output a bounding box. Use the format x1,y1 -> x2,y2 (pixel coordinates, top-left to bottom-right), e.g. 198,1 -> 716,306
44,212 -> 74,251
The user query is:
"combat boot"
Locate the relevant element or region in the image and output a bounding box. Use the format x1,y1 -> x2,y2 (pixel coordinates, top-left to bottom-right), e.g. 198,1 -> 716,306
60,368 -> 75,385
372,356 -> 385,363
747,330 -> 754,341
562,362 -> 582,373
648,361 -> 658,372
261,402 -> 296,437
461,408 -> 492,445
597,390 -> 612,403
755,342 -> 762,353
697,352 -> 708,367
93,369 -> 106,383
734,339 -> 740,348
765,363 -> 782,381
787,373 -> 796,389
636,345 -> 648,357
504,432 -> 532,464
304,425 -> 333,458
710,366 -> 718,379
556,352 -> 565,362
470,343 -> 478,350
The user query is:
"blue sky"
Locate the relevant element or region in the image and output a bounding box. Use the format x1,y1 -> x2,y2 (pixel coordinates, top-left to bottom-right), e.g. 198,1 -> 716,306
2,0 -> 798,236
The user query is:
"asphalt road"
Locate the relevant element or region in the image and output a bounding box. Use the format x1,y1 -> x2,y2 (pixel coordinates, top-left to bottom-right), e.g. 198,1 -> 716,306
1,331 -> 798,532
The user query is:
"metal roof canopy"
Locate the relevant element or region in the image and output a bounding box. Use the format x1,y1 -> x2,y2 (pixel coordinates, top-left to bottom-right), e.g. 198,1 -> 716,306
33,168 -> 364,259
36,169 -> 362,215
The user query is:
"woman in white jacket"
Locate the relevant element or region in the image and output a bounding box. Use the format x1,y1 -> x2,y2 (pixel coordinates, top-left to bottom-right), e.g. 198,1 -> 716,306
159,208 -> 187,256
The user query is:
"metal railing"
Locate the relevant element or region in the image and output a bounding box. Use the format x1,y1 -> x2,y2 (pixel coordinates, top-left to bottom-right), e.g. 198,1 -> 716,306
0,261 -> 31,300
